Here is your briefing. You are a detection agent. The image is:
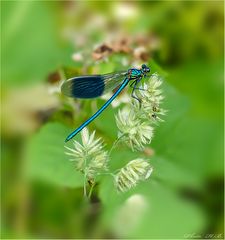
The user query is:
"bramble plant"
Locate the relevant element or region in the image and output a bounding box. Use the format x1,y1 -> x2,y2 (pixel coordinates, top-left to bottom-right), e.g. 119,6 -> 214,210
65,73 -> 165,197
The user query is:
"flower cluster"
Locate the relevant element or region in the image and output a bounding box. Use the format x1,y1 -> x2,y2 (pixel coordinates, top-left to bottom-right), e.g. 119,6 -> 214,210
114,159 -> 153,192
116,73 -> 165,151
116,107 -> 154,151
65,72 -> 165,195
133,73 -> 166,122
65,128 -> 108,180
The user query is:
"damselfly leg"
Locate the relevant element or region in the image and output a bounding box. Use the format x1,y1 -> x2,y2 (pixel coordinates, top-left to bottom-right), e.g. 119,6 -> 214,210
131,78 -> 143,108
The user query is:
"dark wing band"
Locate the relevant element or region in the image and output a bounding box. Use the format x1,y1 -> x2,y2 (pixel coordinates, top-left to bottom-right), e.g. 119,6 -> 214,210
61,71 -> 127,99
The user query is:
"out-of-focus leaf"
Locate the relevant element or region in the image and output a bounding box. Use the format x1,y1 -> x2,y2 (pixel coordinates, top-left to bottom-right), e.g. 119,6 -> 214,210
150,74 -> 223,179
152,94 -> 223,179
99,175 -> 205,239
94,99 -> 118,140
149,59 -> 168,77
25,123 -> 83,187
151,156 -> 202,189
131,181 -> 205,238
2,1 -> 72,87
167,60 -> 224,119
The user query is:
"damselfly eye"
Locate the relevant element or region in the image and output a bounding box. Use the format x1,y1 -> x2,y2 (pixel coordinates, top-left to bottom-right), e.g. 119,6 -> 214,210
142,64 -> 150,73
142,64 -> 147,69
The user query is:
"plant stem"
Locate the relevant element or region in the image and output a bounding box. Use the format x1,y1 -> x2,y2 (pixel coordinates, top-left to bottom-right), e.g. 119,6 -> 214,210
83,173 -> 87,198
109,134 -> 125,156
87,183 -> 95,199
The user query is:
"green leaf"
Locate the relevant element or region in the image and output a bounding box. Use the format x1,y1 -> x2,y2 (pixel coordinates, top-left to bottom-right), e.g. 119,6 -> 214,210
98,177 -> 205,239
132,182 -> 205,238
25,123 -> 84,188
150,73 -> 223,182
2,2 -> 71,87
94,99 -> 118,140
149,59 -> 168,77
151,156 -> 202,189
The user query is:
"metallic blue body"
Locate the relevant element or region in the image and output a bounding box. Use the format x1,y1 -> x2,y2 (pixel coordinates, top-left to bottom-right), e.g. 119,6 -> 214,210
65,78 -> 129,142
62,64 -> 150,142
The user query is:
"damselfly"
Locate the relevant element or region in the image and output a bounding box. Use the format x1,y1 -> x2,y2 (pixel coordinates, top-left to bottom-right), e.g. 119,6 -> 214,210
61,64 -> 150,142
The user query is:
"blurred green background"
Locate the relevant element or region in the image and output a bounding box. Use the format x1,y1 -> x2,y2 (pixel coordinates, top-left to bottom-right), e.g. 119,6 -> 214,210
1,1 -> 224,239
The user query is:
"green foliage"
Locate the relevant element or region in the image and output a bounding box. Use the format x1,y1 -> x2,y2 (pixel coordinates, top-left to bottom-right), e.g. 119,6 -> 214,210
25,123 -> 83,188
99,176 -> 205,238
1,1 -> 223,239
1,1 -> 72,87
94,99 -> 118,140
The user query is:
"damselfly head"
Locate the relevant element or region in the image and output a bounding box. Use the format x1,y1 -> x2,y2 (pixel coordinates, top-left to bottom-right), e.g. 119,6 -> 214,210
141,64 -> 150,73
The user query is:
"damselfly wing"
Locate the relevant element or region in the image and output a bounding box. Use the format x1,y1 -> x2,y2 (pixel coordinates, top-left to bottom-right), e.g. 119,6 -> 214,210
61,71 -> 127,99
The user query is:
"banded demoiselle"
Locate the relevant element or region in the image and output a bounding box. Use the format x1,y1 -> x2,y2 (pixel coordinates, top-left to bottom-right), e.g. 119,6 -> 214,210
61,64 -> 150,142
